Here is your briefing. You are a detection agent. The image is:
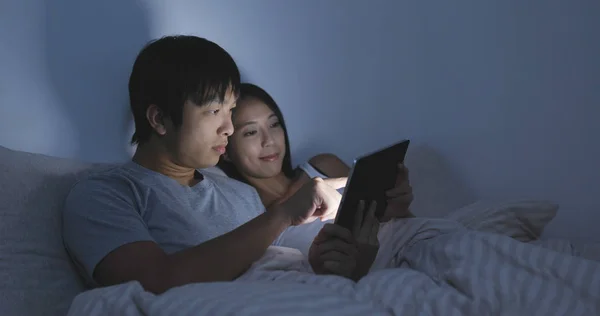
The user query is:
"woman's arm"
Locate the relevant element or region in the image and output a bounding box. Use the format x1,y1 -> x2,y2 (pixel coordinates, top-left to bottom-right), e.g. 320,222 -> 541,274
309,153 -> 350,178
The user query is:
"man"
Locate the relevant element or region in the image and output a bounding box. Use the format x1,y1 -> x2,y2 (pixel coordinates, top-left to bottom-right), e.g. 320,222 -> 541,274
62,35 -> 413,294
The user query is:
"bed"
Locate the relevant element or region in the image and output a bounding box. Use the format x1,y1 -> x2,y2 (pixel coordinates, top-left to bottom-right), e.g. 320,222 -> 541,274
1,145 -> 598,316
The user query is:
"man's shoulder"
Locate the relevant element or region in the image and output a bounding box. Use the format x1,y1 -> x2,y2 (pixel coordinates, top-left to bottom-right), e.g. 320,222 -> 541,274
72,163 -> 139,190
65,163 -> 149,209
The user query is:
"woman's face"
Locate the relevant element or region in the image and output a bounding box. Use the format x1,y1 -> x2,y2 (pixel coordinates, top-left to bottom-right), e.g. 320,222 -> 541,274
226,97 -> 286,179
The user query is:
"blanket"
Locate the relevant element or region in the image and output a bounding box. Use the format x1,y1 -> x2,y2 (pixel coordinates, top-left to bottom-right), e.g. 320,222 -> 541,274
67,219 -> 600,316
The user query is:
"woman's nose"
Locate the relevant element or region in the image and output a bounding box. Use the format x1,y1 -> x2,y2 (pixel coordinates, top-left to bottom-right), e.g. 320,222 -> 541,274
262,132 -> 275,147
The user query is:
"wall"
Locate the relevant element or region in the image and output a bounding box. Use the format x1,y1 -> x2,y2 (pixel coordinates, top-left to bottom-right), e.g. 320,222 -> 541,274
1,0 -> 598,240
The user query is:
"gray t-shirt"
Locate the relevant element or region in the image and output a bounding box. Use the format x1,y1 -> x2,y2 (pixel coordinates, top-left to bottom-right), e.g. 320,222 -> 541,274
62,161 -> 268,286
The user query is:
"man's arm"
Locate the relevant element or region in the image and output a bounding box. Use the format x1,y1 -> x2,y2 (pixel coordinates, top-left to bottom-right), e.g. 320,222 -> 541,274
94,209 -> 291,294
64,176 -> 340,295
63,177 -> 294,295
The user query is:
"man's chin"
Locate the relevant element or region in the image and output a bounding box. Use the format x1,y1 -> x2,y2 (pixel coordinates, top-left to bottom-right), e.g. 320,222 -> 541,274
196,156 -> 220,170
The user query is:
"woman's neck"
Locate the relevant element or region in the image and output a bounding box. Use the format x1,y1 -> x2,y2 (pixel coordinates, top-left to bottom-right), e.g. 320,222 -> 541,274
246,172 -> 293,207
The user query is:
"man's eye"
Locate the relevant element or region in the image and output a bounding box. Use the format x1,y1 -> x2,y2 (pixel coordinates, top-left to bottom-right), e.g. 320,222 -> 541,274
243,130 -> 257,137
211,109 -> 220,115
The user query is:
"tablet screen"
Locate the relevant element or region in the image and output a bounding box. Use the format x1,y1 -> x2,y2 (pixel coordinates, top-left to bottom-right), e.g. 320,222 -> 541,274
334,139 -> 410,231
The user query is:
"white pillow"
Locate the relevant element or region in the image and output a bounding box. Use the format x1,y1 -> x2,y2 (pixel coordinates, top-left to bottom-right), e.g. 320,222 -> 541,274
0,145 -> 110,316
444,199 -> 559,242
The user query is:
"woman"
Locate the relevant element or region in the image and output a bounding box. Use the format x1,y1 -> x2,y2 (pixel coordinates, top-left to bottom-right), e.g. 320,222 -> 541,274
218,83 -> 414,213
217,90 -> 600,305
217,83 -> 414,255
218,83 -> 349,205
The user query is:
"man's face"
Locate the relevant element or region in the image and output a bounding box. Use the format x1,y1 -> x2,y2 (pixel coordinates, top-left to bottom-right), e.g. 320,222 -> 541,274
163,90 -> 236,169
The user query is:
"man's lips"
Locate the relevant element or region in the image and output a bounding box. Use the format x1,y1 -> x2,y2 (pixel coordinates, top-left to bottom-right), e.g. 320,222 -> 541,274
259,153 -> 279,162
213,145 -> 227,154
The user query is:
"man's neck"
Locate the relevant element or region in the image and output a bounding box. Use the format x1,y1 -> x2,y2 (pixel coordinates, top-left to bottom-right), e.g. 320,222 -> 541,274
132,142 -> 199,186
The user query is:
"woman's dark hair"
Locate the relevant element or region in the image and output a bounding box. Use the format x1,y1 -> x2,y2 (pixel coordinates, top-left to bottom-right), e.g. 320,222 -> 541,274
218,83 -> 295,182
129,35 -> 240,145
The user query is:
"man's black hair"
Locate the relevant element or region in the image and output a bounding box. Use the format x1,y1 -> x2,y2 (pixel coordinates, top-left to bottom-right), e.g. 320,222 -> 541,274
129,35 -> 240,144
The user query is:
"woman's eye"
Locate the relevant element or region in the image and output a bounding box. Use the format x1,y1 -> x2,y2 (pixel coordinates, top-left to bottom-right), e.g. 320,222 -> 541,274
270,121 -> 281,128
211,109 -> 220,115
243,130 -> 257,137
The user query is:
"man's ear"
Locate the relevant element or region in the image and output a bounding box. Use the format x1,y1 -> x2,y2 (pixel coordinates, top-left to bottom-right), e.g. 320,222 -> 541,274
146,104 -> 167,136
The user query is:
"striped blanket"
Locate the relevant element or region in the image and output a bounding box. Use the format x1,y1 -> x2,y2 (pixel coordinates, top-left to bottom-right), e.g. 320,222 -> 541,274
67,219 -> 600,316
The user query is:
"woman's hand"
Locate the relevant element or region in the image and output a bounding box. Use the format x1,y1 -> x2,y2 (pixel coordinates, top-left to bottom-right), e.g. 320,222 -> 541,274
308,200 -> 380,281
381,163 -> 414,221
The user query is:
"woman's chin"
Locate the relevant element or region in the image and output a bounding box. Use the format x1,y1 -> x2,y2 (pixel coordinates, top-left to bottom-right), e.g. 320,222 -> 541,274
255,167 -> 283,179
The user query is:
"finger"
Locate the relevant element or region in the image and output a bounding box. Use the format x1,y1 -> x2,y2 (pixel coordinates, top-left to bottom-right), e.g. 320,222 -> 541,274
358,201 -> 377,242
320,223 -> 355,244
386,192 -> 414,205
313,221 -> 347,243
312,203 -> 337,221
369,217 -> 380,245
385,184 -> 412,197
381,197 -> 415,221
317,239 -> 358,257
395,164 -> 409,184
312,180 -> 342,219
397,163 -> 409,174
313,223 -> 334,242
318,205 -> 338,221
319,213 -> 337,222
323,261 -> 340,273
322,177 -> 348,190
323,260 -> 354,277
353,200 -> 365,237
323,257 -> 356,276
319,250 -> 352,262
312,233 -> 326,245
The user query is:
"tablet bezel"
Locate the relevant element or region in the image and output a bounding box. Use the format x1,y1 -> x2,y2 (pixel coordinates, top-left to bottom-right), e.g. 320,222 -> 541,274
333,139 -> 410,231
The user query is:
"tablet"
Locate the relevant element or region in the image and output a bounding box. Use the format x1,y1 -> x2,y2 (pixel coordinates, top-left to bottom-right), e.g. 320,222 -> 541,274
333,139 -> 410,231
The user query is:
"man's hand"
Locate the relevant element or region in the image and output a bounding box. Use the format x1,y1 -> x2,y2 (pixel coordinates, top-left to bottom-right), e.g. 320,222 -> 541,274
274,177 -> 346,226
275,176 -> 347,207
381,163 -> 414,222
308,200 -> 380,281
308,224 -> 358,278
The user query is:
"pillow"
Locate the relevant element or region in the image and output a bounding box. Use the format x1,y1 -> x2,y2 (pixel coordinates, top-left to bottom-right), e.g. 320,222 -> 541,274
0,145 -> 110,316
444,199 -> 559,242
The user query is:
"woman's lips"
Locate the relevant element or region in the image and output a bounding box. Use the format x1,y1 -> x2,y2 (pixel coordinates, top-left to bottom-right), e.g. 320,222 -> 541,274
259,153 -> 279,162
